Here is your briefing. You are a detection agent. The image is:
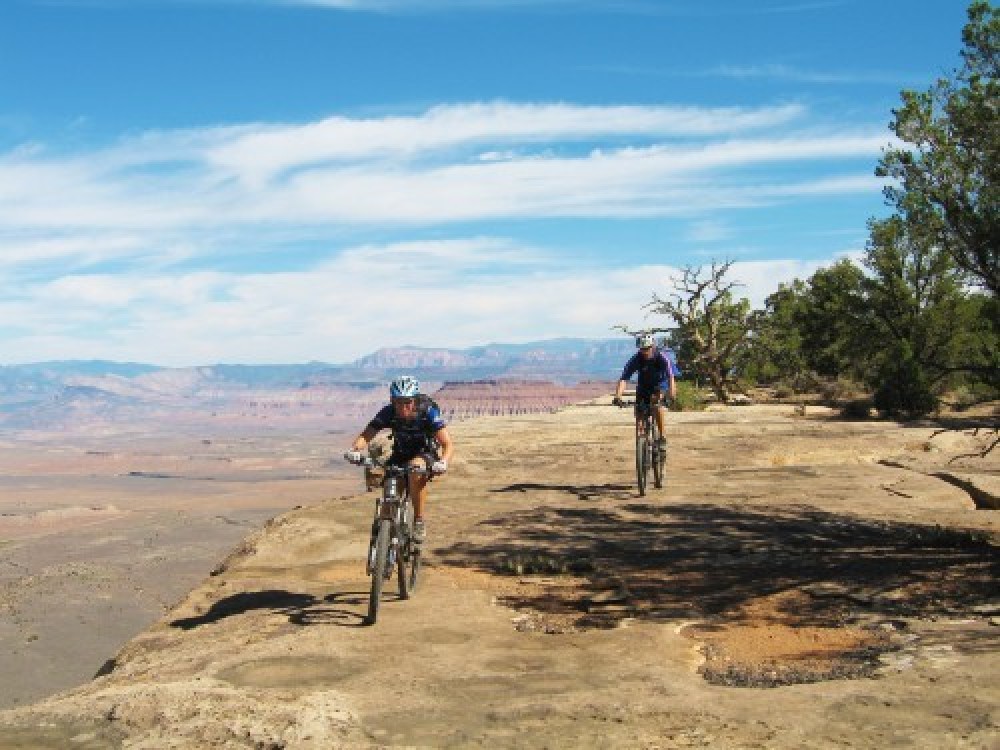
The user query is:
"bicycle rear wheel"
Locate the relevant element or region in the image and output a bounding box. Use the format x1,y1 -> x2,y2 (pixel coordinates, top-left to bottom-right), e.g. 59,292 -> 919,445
397,502 -> 417,599
367,519 -> 391,625
405,544 -> 421,595
651,420 -> 663,489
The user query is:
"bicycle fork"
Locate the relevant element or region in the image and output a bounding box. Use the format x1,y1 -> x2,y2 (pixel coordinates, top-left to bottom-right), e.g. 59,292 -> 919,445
369,488 -> 410,581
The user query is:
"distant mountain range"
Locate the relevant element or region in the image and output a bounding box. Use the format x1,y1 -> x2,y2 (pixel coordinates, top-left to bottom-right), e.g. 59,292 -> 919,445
313,338 -> 634,384
0,338 -> 632,431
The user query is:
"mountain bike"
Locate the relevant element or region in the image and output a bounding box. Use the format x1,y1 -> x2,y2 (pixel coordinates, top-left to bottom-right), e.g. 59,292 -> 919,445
616,398 -> 665,496
358,459 -> 424,625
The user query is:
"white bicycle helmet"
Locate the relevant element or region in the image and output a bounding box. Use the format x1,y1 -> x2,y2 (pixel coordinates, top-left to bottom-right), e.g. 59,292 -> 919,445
636,333 -> 655,349
389,375 -> 420,399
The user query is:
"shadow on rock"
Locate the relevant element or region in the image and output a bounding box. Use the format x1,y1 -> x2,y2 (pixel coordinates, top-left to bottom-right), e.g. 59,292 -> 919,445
493,482 -> 636,502
170,590 -> 317,629
436,503 -> 999,630
288,591 -> 372,627
170,589 -> 383,630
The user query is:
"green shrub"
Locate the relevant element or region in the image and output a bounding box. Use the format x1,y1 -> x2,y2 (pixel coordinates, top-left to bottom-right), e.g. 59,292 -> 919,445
872,344 -> 937,419
772,384 -> 795,400
819,377 -> 868,404
944,383 -> 1000,411
840,398 -> 874,419
670,381 -> 707,411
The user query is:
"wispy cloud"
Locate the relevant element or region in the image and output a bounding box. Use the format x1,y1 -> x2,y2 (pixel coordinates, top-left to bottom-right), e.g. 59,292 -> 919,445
261,0 -> 849,15
203,102 -> 807,182
583,62 -> 918,87
708,64 -> 920,86
2,237 -> 844,365
51,0 -> 847,15
685,220 -> 732,243
0,100 -> 888,363
0,101 -> 889,248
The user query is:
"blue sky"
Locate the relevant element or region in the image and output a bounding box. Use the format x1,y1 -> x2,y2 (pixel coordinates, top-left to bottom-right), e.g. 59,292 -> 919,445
0,0 -> 971,365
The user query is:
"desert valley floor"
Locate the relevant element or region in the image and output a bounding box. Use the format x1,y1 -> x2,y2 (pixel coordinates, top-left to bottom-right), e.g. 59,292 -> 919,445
0,399 -> 997,748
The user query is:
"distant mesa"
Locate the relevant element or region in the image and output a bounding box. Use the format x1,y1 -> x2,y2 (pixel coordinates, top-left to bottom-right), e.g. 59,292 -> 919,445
0,338 -> 630,431
432,379 -> 612,419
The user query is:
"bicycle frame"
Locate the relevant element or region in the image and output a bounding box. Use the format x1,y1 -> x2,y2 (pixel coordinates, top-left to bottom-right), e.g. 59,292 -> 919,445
362,460 -> 424,624
618,398 -> 665,496
634,399 -> 655,438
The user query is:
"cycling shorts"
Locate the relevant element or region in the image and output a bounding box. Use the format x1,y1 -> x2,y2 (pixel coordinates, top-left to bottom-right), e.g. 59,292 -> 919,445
635,384 -> 667,404
388,448 -> 439,471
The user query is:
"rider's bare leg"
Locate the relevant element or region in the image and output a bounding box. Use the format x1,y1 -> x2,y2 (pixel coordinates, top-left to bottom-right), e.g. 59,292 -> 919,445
643,392 -> 665,435
655,404 -> 667,436
407,458 -> 430,520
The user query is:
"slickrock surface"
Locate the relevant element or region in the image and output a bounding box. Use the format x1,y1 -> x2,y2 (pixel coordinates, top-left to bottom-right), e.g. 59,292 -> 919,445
0,402 -> 997,749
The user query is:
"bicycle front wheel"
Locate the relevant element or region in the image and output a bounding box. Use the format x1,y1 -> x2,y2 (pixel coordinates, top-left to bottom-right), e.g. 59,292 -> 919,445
635,432 -> 647,496
367,519 -> 391,625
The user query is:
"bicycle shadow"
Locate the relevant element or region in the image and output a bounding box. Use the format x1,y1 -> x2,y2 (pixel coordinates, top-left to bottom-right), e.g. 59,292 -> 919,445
170,590 -> 317,630
169,588 -> 378,630
289,591 -> 372,628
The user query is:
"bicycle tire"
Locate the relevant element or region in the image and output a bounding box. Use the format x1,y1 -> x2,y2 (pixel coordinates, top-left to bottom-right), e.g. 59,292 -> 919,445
651,419 -> 663,489
636,431 -> 647,496
643,416 -> 654,492
397,501 -> 413,600
367,519 -> 391,625
407,545 -> 422,594
407,500 -> 423,594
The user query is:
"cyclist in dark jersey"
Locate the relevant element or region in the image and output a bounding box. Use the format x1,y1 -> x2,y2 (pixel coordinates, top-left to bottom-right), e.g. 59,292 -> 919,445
612,334 -> 677,454
345,375 -> 454,543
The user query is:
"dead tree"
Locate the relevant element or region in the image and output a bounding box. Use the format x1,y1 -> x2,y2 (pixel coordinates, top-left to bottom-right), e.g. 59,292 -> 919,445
645,260 -> 756,403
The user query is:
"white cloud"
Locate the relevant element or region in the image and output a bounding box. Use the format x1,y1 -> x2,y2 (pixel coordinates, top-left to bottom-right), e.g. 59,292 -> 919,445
685,220 -> 731,243
0,100 -> 888,364
203,102 -> 807,184
0,103 -> 889,244
2,236 -> 855,365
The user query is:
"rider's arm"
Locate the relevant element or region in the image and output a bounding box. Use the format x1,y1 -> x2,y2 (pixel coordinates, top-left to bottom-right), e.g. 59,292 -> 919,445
350,425 -> 380,453
657,351 -> 677,401
351,425 -> 378,451
352,405 -> 392,452
614,379 -> 628,399
434,426 -> 454,463
615,355 -> 638,398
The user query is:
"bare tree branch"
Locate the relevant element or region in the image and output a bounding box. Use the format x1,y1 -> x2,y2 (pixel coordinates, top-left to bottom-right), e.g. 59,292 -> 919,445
639,260 -> 752,402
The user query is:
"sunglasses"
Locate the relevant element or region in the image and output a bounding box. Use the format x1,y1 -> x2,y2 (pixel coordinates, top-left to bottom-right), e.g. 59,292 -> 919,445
393,397 -> 417,406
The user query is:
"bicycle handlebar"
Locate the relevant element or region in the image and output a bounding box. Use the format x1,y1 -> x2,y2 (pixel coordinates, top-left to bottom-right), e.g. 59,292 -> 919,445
356,457 -> 431,476
613,399 -> 671,408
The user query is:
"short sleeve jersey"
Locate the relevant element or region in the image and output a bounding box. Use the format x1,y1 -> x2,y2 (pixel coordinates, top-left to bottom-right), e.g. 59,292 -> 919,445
620,350 -> 671,391
366,401 -> 447,457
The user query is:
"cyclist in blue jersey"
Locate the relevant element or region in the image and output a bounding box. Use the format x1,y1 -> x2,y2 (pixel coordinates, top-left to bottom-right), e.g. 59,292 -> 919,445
345,375 -> 454,543
612,334 -> 676,455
